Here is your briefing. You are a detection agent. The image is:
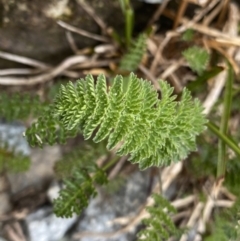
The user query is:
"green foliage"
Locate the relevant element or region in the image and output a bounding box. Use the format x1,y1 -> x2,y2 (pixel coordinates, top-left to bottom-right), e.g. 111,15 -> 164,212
205,200 -> 240,241
0,92 -> 45,121
187,66 -> 223,92
25,106 -> 78,147
54,140 -> 107,179
0,92 -> 39,172
119,33 -> 147,72
137,194 -> 178,241
103,176 -> 126,194
53,158 -> 108,218
189,133 -> 240,192
181,29 -> 194,41
189,130 -> 240,240
0,87 -> 78,148
30,73 -> 206,170
0,146 -> 30,173
182,46 -> 210,75
188,135 -> 218,178
225,156 -> 240,193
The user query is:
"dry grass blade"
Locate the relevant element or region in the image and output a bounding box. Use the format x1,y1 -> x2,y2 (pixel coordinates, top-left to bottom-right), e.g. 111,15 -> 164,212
189,22 -> 240,47
73,59 -> 118,69
191,0 -> 221,23
203,0 -> 224,25
150,32 -> 179,75
66,31 -> 79,54
108,156 -> 128,180
0,50 -> 80,78
161,8 -> 240,47
147,0 -> 171,27
4,222 -> 27,241
0,51 -> 49,69
206,39 -> 240,74
203,68 -> 227,115
0,55 -> 87,85
148,0 -> 217,75
159,58 -> 184,79
169,72 -> 182,93
173,0 -> 188,29
180,202 -> 204,241
76,0 -> 109,35
162,0 -> 221,33
171,195 -> 196,209
57,20 -> 109,42
203,2 -> 239,114
0,68 -> 42,76
139,64 -> 160,90
217,0 -> 230,25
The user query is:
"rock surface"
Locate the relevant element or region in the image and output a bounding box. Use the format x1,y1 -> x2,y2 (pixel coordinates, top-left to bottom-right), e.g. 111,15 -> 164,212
0,0 -> 152,68
26,207 -> 77,241
0,122 -> 61,194
77,170 -> 150,241
0,0 -> 125,67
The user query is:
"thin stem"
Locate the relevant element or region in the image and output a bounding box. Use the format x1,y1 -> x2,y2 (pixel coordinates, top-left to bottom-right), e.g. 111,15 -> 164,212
103,156 -> 121,171
207,122 -> 240,157
119,0 -> 134,48
125,7 -> 134,48
217,65 -> 233,178
119,0 -> 125,12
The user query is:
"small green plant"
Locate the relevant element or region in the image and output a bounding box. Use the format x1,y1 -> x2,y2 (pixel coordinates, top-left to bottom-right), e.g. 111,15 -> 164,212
24,73 -> 207,220
0,92 -> 45,121
0,72 -> 209,239
25,107 -> 78,147
26,73 -> 206,170
137,194 -> 178,241
54,160 -> 108,218
181,29 -> 194,42
205,200 -> 240,241
182,46 -> 210,75
119,33 -> 147,72
0,2 -> 239,239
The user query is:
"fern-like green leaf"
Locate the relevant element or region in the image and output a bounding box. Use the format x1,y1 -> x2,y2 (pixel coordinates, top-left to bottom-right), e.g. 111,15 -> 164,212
29,73 -> 207,169
53,160 -> 108,218
137,194 -> 177,241
0,92 -> 45,121
25,106 -> 78,147
119,33 -> 147,72
182,46 -> 209,75
53,140 -> 107,218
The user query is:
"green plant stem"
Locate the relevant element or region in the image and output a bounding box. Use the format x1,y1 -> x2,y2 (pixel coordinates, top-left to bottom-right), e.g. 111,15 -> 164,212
119,0 -> 134,48
217,65 -> 233,178
103,156 -> 120,171
125,7 -> 134,48
207,122 -> 240,157
187,66 -> 223,92
119,0 -> 125,12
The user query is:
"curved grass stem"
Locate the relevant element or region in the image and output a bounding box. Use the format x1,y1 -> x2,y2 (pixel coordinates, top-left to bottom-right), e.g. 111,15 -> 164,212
207,122 -> 240,164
